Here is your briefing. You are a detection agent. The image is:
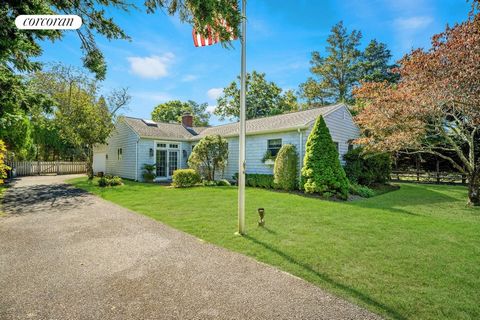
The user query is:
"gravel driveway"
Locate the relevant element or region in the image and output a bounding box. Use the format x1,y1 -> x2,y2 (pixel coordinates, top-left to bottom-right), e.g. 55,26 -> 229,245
0,175 -> 381,320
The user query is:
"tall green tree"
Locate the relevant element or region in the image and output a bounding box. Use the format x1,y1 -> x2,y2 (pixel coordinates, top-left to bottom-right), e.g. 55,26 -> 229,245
151,100 -> 210,126
30,65 -> 129,177
358,40 -> 399,83
1,0 -> 241,80
188,135 -> 228,181
300,116 -> 349,199
215,71 -> 299,120
0,66 -> 51,159
300,21 -> 362,104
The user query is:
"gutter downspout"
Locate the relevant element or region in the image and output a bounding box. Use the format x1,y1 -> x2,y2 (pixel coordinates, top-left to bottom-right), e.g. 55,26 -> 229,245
135,138 -> 139,181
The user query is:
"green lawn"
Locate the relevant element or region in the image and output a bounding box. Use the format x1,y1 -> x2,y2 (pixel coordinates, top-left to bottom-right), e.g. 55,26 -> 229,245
69,178 -> 480,320
0,185 -> 6,216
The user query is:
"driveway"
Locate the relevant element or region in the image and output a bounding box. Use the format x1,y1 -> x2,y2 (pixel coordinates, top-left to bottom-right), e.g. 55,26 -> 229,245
0,175 -> 381,320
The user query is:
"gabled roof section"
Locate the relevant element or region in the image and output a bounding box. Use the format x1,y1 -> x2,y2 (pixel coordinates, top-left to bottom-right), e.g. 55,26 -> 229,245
121,103 -> 345,141
122,117 -> 196,140
193,103 -> 344,139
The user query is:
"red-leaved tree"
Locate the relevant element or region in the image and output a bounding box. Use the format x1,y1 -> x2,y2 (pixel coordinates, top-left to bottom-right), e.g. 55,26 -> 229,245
354,2 -> 480,205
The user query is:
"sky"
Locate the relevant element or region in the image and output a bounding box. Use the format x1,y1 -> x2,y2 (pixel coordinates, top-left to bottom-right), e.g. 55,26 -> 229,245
39,0 -> 472,125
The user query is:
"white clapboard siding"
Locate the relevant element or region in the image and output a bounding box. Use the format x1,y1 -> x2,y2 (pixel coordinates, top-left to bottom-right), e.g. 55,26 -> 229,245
10,161 -> 86,176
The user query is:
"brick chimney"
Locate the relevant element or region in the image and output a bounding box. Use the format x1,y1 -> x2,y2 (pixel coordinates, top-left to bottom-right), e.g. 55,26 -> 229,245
182,113 -> 193,128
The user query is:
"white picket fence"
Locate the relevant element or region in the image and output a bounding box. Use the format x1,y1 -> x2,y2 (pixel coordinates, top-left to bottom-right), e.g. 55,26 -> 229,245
9,161 -> 86,176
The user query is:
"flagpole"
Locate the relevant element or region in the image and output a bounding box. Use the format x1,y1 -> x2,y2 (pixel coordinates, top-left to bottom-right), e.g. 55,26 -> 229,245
237,0 -> 246,235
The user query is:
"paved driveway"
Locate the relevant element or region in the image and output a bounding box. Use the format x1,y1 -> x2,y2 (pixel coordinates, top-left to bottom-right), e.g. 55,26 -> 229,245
0,175 -> 381,320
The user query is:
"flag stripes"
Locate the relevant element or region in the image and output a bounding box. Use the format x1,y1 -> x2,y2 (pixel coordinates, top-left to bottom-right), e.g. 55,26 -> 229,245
192,20 -> 237,47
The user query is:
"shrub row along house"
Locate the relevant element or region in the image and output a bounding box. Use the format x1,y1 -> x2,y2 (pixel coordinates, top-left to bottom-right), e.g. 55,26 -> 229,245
92,103 -> 359,181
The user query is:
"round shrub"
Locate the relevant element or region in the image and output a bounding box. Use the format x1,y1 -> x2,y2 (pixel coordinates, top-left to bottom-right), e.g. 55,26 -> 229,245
343,147 -> 391,186
274,144 -> 298,191
300,116 -> 349,199
98,175 -> 123,187
172,169 -> 201,188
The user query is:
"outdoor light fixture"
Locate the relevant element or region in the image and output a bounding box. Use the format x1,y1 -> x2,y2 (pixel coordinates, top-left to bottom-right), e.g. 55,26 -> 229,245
183,149 -> 188,159
149,148 -> 154,157
258,208 -> 265,227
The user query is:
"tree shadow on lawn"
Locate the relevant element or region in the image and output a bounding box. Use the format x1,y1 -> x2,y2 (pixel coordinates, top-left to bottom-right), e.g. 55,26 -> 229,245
244,234 -> 407,320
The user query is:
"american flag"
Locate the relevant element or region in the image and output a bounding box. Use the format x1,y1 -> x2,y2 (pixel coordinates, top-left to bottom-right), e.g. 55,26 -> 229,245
192,20 -> 236,47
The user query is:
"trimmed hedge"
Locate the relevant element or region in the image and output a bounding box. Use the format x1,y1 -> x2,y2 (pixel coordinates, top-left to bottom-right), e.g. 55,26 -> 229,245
274,144 -> 298,191
98,175 -> 123,187
300,116 -> 349,199
172,169 -> 201,188
349,183 -> 376,198
234,173 -> 275,189
343,147 -> 391,186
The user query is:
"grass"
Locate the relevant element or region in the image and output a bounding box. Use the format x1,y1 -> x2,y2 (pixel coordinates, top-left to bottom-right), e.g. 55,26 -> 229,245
0,185 -> 7,216
69,177 -> 480,320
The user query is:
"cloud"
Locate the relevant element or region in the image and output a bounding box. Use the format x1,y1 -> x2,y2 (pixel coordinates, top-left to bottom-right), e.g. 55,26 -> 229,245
181,74 -> 198,82
133,91 -> 172,104
127,53 -> 175,79
392,15 -> 434,53
206,105 -> 217,114
393,16 -> 433,31
207,88 -> 223,100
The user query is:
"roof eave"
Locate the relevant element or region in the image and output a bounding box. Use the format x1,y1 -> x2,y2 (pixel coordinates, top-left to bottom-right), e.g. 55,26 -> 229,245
189,125 -> 309,141
138,136 -> 191,141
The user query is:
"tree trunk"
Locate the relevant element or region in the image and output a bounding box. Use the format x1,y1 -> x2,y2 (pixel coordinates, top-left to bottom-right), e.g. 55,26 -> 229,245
86,147 -> 94,180
468,173 -> 480,206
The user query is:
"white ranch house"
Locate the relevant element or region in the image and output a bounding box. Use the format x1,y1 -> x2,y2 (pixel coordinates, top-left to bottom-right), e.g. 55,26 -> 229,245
93,103 -> 359,181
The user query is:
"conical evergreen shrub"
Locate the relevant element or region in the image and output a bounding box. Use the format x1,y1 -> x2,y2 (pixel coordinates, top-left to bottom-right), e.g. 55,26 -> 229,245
300,116 -> 349,199
273,144 -> 298,191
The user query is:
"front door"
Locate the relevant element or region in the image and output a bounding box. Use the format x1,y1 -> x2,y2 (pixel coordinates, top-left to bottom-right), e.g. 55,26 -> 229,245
156,149 -> 179,179
168,150 -> 179,177
156,150 -> 167,178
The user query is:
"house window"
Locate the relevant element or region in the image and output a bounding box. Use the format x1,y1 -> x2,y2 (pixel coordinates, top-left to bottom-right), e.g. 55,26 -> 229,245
157,143 -> 166,148
267,139 -> 282,157
117,148 -> 123,160
169,144 -> 179,149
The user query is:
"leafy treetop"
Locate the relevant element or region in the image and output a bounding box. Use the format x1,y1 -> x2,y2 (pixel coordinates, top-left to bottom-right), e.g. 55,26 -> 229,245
215,71 -> 298,120
151,100 -> 210,126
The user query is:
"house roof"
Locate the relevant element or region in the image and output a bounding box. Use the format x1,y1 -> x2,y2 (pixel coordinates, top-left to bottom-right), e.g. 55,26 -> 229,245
122,103 -> 345,141
123,117 -> 196,140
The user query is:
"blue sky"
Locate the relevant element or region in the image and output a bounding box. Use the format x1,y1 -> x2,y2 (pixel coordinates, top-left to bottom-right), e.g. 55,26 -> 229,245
39,0 -> 471,125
